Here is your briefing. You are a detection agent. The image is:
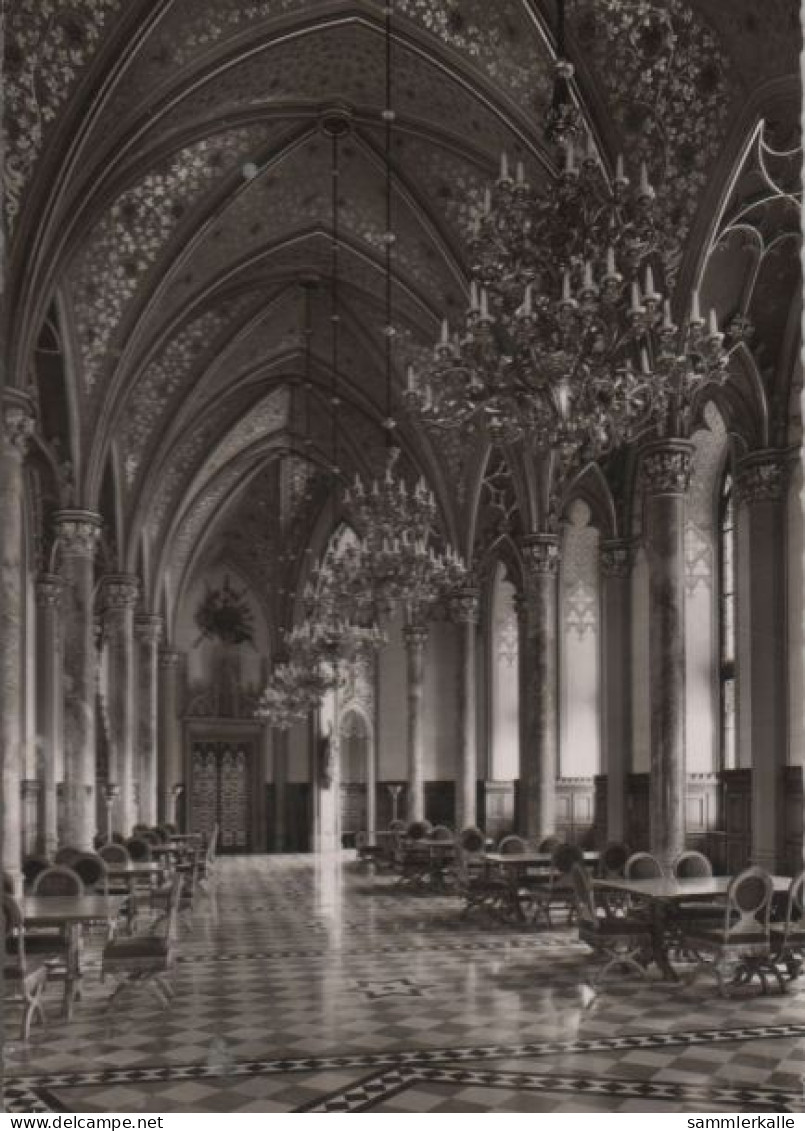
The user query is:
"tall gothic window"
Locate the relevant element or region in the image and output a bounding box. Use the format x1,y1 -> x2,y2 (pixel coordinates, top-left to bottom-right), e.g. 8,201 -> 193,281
718,472 -> 736,769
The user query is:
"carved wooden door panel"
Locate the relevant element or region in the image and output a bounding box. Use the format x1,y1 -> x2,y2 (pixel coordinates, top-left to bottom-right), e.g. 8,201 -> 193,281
189,740 -> 252,851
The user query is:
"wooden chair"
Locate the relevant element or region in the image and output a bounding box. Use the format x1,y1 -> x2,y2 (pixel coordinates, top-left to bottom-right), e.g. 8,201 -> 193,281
29,866 -> 85,1010
103,874 -> 183,1008
538,836 -> 562,854
599,842 -> 630,879
428,825 -> 454,841
53,847 -> 82,867
497,835 -> 531,854
682,867 -> 776,996
770,870 -> 804,985
454,844 -> 510,919
529,843 -> 585,928
22,856 -> 49,889
670,850 -> 722,933
625,852 -> 664,880
125,837 -> 153,863
570,864 -> 652,984
4,894 -> 49,1040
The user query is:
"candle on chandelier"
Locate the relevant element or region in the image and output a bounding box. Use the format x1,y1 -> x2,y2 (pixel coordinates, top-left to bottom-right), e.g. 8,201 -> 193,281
662,299 -> 674,329
606,246 -> 616,276
480,288 -> 490,319
583,261 -> 594,289
562,270 -> 572,301
524,283 -> 533,315
483,186 -> 492,215
639,161 -> 652,195
470,280 -> 480,311
406,364 -> 416,392
630,281 -> 641,312
708,308 -> 720,336
500,151 -> 509,181
564,141 -> 575,174
615,154 -> 626,182
691,289 -> 701,323
441,318 -> 450,345
516,160 -> 525,185
639,345 -> 651,374
644,263 -> 655,296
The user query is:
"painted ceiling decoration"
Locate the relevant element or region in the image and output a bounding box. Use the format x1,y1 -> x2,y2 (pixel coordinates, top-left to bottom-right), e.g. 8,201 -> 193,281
4,0 -> 800,633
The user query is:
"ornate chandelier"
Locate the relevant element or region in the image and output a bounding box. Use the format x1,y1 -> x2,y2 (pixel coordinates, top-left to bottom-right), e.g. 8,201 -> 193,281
256,659 -> 329,730
337,0 -> 466,616
405,0 -> 730,459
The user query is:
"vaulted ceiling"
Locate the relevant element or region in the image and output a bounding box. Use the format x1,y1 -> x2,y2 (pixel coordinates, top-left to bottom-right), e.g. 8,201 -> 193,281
5,0 -> 801,626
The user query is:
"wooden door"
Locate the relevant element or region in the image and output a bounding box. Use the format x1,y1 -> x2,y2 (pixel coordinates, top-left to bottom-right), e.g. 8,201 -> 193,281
189,739 -> 253,852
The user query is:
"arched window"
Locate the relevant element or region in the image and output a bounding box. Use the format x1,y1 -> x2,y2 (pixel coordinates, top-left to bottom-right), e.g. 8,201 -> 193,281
718,472 -> 736,769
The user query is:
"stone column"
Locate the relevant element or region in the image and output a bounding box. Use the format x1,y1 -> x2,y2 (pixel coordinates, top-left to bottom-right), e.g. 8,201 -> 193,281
450,587 -> 480,831
157,648 -> 182,824
101,575 -> 140,836
600,541 -> 634,844
55,510 -> 102,850
518,535 -> 560,842
1,392 -> 36,890
404,623 -> 429,822
35,574 -> 64,858
273,727 -> 287,852
135,614 -> 162,827
642,440 -> 693,870
736,451 -> 789,871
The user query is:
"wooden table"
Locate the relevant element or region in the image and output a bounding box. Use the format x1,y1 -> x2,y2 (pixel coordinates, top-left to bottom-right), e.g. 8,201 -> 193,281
397,839 -> 456,890
593,875 -> 792,980
21,895 -> 126,1018
481,852 -> 600,921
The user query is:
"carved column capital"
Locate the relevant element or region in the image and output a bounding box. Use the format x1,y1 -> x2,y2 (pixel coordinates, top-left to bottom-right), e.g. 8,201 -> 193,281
520,534 -> 561,578
35,573 -> 64,608
54,509 -> 102,558
101,574 -> 140,612
640,440 -> 694,496
135,614 -> 163,645
158,648 -> 182,671
448,587 -> 481,625
599,540 -> 635,580
403,623 -> 429,649
736,450 -> 789,505
1,390 -> 36,458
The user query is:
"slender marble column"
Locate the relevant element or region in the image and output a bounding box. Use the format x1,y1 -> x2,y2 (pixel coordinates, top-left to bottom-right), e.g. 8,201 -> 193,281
736,451 -> 789,871
1,392 -> 36,890
273,727 -> 287,852
55,510 -> 102,850
518,535 -> 560,841
135,614 -> 162,827
642,440 -> 693,870
450,587 -> 480,831
404,623 -> 429,822
102,575 -> 140,836
35,574 -> 64,858
600,541 -> 634,843
157,648 -> 182,824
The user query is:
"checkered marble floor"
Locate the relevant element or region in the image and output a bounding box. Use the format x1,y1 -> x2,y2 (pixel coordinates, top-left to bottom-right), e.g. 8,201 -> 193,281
3,854 -> 804,1113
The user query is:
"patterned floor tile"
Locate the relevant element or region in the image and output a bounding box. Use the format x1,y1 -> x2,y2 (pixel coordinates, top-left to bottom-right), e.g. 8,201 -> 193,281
3,854 -> 805,1113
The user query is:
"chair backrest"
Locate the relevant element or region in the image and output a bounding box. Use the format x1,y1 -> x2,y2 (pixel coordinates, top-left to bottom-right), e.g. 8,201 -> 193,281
625,852 -> 664,880
722,867 -> 773,941
459,827 -> 486,854
98,843 -> 131,868
570,864 -> 598,929
406,819 -> 432,841
601,842 -> 630,877
388,819 -> 406,834
779,870 -> 805,947
538,836 -> 562,854
72,854 -> 109,892
53,847 -> 82,866
498,835 -> 529,855
553,843 -> 585,875
673,850 -> 712,880
32,865 -> 84,897
22,857 -> 49,887
428,825 -> 454,842
125,837 -> 152,862
162,822 -> 177,834
140,830 -> 160,846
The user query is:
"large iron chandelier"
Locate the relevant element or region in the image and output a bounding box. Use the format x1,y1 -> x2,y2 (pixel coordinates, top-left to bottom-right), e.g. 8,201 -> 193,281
336,0 -> 466,617
404,4 -> 730,459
